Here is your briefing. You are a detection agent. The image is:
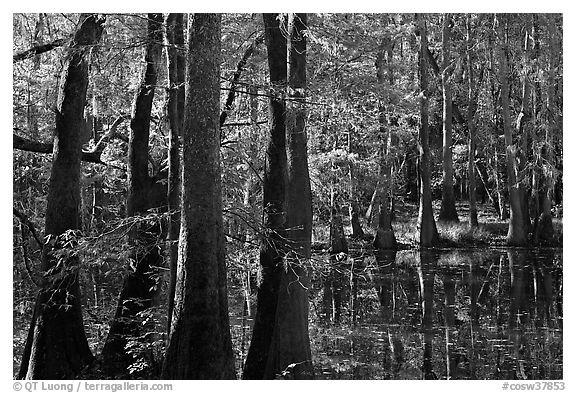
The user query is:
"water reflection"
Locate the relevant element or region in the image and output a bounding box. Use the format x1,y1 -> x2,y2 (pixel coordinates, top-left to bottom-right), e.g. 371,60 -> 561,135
310,248 -> 563,380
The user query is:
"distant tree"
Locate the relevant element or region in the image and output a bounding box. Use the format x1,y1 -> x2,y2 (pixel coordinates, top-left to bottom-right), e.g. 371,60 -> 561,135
162,13 -> 235,379
18,13 -> 105,379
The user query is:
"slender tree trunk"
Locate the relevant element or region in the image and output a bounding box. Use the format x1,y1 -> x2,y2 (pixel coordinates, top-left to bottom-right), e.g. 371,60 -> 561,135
497,15 -> 527,246
416,14 -> 439,247
516,23 -> 532,236
348,130 -> 365,238
267,12 -> 314,379
102,13 -> 165,375
19,14 -> 104,380
165,12 -> 185,333
162,13 -> 235,379
466,15 -> 480,228
439,13 -> 459,222
243,13 -> 289,380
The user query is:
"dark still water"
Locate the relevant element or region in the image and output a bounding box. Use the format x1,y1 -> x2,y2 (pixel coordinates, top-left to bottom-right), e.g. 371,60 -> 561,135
230,248 -> 563,380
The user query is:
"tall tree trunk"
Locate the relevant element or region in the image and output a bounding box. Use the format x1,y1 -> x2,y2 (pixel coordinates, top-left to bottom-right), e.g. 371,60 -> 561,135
266,12 -> 314,379
416,14 -> 439,247
162,13 -> 235,379
165,12 -> 185,333
374,30 -> 397,249
243,13 -> 289,380
439,13 -> 459,222
102,13 -> 165,375
536,16 -> 559,244
516,22 -> 532,236
19,14 -> 104,380
496,15 -> 527,246
466,15 -> 480,228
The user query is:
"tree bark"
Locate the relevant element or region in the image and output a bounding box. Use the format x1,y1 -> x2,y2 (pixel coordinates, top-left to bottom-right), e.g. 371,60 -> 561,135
416,14 -> 439,247
102,13 -> 165,376
165,12 -> 185,333
496,15 -> 527,246
162,13 -> 235,379
268,12 -> 314,379
243,13 -> 289,380
19,14 -> 104,380
439,14 -> 459,222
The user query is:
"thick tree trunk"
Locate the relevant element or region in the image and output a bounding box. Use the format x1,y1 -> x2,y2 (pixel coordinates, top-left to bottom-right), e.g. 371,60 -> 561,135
19,14 -> 104,380
102,13 -> 164,376
497,15 -> 527,246
439,14 -> 459,222
536,18 -> 559,244
165,12 -> 185,333
162,14 -> 235,379
243,13 -> 289,380
269,12 -> 314,379
416,14 -> 439,247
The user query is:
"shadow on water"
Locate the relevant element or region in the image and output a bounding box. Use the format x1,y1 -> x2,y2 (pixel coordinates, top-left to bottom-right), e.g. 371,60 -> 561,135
308,248 -> 562,380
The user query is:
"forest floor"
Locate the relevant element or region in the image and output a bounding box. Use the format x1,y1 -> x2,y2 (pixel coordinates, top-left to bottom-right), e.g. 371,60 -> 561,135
312,200 -> 563,251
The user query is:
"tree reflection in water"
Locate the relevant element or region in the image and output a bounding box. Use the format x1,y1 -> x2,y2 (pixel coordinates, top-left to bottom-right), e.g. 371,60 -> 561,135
308,248 -> 562,379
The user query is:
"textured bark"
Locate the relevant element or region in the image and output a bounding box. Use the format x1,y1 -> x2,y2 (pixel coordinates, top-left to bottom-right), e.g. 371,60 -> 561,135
165,12 -> 185,333
19,14 -> 104,380
497,15 -> 527,246
416,14 -> 439,247
269,12 -> 314,379
162,14 -> 235,379
244,13 -> 289,380
439,14 -> 459,222
102,13 -> 165,376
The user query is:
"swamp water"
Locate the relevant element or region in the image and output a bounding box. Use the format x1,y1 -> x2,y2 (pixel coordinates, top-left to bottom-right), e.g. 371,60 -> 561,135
230,248 -> 562,380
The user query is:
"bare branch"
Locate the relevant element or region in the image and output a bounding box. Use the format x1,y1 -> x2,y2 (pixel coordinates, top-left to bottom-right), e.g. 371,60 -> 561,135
13,38 -> 67,63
